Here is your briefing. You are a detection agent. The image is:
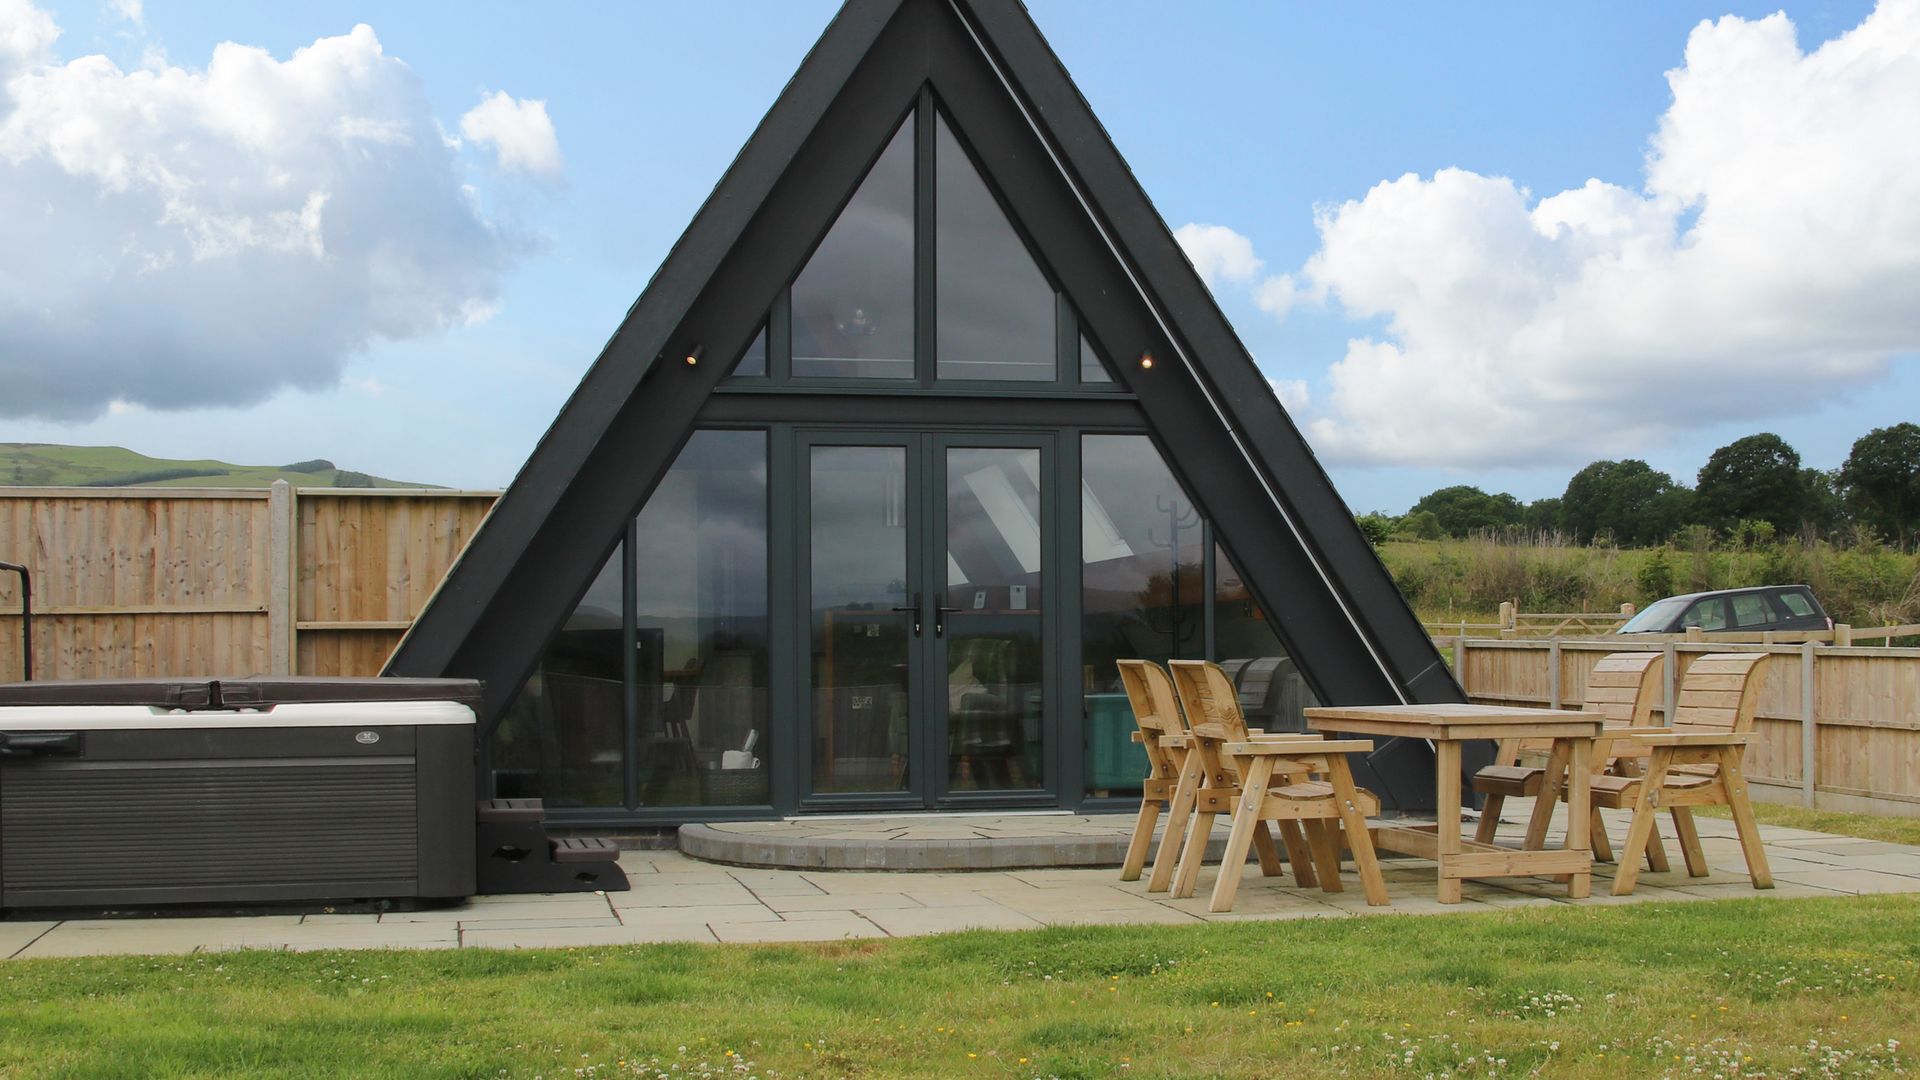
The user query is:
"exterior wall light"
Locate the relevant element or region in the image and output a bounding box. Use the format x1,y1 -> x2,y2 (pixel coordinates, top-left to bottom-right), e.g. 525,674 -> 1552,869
684,346 -> 703,367
1138,350 -> 1154,370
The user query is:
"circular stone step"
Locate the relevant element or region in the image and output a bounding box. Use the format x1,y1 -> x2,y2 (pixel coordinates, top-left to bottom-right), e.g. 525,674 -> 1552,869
677,814 -> 1242,871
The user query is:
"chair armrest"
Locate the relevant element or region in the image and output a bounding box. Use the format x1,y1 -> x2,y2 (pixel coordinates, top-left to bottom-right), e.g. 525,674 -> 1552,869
1245,732 -> 1323,742
1630,732 -> 1751,747
1227,739 -> 1373,756
1594,726 -> 1670,750
1246,728 -> 1264,735
1129,731 -> 1145,744
1158,734 -> 1193,749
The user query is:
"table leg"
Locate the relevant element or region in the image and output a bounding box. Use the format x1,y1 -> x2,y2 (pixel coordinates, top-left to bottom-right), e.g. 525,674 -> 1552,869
1435,740 -> 1462,904
1524,740 -> 1571,851
1564,736 -> 1593,899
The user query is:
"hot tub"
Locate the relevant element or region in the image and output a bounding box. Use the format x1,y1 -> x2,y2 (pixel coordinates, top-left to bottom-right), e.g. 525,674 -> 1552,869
0,677 -> 478,910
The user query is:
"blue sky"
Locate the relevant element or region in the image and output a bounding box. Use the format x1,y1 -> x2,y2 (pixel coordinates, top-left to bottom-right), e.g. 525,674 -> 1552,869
3,1 -> 1915,512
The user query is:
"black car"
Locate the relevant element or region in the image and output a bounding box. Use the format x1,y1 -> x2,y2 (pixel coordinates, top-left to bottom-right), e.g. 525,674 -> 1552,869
1617,585 -> 1831,634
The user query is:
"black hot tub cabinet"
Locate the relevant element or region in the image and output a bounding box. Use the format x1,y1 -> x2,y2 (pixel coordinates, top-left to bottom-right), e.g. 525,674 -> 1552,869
0,677 -> 478,910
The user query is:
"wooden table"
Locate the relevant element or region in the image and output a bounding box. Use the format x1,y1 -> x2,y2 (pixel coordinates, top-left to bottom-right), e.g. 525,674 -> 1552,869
1303,704 -> 1605,902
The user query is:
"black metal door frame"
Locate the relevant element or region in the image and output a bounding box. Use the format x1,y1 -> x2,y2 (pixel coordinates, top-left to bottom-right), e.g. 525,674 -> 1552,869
787,426 -> 1059,814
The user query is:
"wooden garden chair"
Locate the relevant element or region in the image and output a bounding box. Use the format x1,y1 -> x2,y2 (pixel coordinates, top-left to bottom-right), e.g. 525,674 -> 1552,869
1472,651 -> 1668,866
1167,660 -> 1388,911
1604,652 -> 1773,895
1116,660 -> 1289,893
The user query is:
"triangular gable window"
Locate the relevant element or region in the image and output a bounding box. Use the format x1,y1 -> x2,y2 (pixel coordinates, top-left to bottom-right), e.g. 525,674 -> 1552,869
732,325 -> 767,378
935,113 -> 1054,382
1079,333 -> 1113,384
790,110 -> 916,379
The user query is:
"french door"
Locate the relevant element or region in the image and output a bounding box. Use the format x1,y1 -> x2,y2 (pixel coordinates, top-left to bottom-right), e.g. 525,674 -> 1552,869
797,430 -> 1053,810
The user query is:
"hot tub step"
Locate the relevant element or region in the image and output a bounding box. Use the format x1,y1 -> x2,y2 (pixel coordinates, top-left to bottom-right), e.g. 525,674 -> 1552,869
474,800 -> 629,895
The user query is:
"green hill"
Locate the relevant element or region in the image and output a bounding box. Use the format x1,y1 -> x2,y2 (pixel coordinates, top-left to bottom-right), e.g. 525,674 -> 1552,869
0,444 -> 434,489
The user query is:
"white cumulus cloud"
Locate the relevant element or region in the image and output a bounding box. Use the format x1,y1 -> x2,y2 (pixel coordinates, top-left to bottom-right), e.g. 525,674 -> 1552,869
1201,3 -> 1920,469
460,89 -> 562,178
1174,222 -> 1263,286
0,4 -> 550,420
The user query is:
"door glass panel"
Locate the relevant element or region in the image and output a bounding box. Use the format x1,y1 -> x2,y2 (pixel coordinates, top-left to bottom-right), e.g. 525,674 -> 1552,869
490,547 -> 626,808
944,447 -> 1044,791
1213,545 -> 1316,736
1079,334 -> 1113,384
792,113 -> 916,379
1081,435 -> 1204,797
809,445 -> 913,793
935,114 -> 1055,382
633,431 -> 771,807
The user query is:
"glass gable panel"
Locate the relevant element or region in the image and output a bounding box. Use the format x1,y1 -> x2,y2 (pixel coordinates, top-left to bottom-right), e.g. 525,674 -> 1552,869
490,548 -> 626,808
732,326 -> 767,378
1081,435 -> 1204,797
791,113 -> 916,379
1213,545 -> 1314,735
936,114 -> 1055,382
633,430 -> 771,807
489,431 -> 771,811
1079,334 -> 1112,384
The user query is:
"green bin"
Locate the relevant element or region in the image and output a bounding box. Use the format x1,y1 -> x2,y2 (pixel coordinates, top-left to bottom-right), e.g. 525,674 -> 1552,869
1085,692 -> 1148,791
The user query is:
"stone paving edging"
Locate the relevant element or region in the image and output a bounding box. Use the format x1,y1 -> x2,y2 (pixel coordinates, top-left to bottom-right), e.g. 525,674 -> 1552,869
677,823 -> 1238,870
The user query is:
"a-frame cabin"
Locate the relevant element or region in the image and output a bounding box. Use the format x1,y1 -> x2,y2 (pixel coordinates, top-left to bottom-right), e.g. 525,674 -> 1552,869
388,0 -> 1469,824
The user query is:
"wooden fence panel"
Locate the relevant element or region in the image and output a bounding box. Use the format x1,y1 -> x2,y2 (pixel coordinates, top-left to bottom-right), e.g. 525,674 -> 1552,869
1,486 -> 496,683
293,490 -> 495,676
1443,636 -> 1920,817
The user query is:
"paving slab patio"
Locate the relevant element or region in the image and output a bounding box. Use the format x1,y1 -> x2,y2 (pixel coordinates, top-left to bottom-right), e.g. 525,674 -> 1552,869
5,803 -> 1919,958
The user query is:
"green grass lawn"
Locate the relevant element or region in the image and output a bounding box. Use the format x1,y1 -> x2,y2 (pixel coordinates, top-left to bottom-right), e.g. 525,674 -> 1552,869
2,895 -> 1914,1078
1695,801 -> 1920,847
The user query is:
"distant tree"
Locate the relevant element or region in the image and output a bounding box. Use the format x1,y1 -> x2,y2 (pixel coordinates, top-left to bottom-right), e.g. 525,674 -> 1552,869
280,458 -> 335,474
1560,459 -> 1691,546
1407,485 -> 1524,537
1838,422 -> 1920,548
1523,497 -> 1563,535
1400,510 -> 1444,540
1800,467 -> 1846,538
332,470 -> 375,488
1354,512 -> 1395,547
1636,548 -> 1676,601
1695,433 -> 1806,535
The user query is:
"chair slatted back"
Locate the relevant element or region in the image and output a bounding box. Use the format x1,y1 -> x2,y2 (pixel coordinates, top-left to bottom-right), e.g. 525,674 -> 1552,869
1493,651 -> 1665,766
1672,652 -> 1770,736
1585,652 -> 1665,725
1169,660 -> 1304,788
1117,660 -> 1186,781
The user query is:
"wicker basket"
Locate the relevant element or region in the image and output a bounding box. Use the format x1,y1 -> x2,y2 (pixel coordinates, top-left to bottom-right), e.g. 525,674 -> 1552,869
697,766 -> 769,805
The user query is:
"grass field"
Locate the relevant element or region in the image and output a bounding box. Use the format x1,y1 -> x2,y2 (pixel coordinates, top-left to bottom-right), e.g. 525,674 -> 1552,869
1694,801 -> 1920,847
0,443 -> 424,489
1,896 -> 1914,1078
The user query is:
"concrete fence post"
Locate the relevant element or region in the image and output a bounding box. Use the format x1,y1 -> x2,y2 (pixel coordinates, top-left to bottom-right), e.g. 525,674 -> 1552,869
1800,641 -> 1817,807
268,480 -> 293,676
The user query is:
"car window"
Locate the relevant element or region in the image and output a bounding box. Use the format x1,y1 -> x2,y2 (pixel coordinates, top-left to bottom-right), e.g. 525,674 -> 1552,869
1620,597 -> 1688,632
1683,598 -> 1727,631
1778,591 -> 1816,617
1730,593 -> 1777,628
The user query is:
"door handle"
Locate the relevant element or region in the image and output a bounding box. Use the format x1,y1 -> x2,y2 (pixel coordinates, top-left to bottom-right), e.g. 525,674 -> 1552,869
934,594 -> 964,637
891,592 -> 923,637
0,730 -> 83,758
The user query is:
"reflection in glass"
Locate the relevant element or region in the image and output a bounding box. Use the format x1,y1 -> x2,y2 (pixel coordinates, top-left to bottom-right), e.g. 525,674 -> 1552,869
1213,546 -> 1314,735
633,431 -> 771,807
792,114 -> 915,379
489,431 -> 772,810
1079,334 -> 1112,384
936,114 -> 1055,382
1081,435 -> 1204,797
732,326 -> 767,378
490,549 -> 627,808
809,445 -> 912,794
944,448 -> 1044,791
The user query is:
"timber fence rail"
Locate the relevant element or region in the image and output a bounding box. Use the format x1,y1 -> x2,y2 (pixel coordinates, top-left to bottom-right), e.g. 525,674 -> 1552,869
1445,635 -> 1920,819
0,483 -> 499,681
